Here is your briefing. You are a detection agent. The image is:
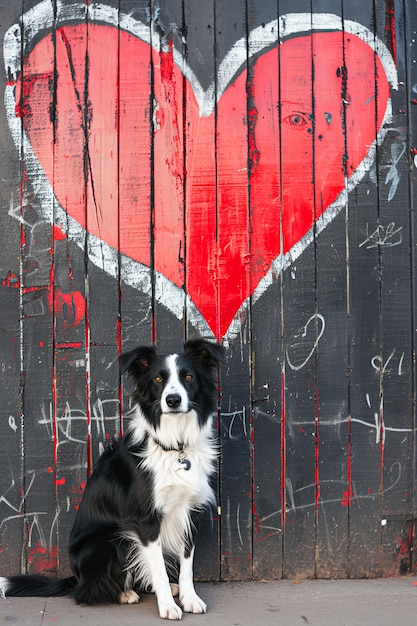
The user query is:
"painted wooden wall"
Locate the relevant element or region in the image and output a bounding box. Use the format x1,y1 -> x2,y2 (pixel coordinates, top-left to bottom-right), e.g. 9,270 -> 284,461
0,0 -> 416,581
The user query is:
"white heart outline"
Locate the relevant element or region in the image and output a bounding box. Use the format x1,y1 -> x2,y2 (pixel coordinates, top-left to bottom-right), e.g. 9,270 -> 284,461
3,1 -> 397,343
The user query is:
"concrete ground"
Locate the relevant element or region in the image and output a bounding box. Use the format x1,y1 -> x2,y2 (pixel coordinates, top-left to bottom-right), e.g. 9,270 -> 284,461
1,578 -> 416,625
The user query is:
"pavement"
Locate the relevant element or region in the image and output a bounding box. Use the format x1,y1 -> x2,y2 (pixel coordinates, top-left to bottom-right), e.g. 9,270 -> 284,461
1,578 -> 417,625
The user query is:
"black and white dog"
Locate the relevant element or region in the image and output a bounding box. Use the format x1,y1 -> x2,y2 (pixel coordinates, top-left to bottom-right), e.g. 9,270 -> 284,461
0,338 -> 224,620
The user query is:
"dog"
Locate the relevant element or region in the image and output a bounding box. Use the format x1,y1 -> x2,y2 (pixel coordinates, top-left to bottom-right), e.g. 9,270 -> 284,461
0,338 -> 225,620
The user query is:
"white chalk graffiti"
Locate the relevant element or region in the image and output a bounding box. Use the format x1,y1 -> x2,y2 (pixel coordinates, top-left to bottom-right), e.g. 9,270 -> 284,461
0,470 -> 47,548
359,222 -> 403,249
285,314 -> 325,371
37,398 -> 127,447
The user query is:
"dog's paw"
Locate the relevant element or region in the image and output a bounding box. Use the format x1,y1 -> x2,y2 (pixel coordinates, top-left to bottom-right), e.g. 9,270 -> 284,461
158,600 -> 183,620
180,593 -> 207,614
120,589 -> 140,604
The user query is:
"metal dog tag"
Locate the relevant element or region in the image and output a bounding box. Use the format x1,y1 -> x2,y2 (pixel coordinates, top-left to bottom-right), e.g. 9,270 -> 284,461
172,453 -> 191,471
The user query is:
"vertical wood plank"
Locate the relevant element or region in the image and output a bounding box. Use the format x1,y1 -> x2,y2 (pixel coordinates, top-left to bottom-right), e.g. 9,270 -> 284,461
248,0 -> 284,579
83,14 -> 120,350
346,1 -> 383,576
0,1 -> 25,575
84,5 -> 122,471
375,0 -> 414,576
17,0 -> 57,576
119,0 -> 154,350
405,0 -> 417,573
52,4 -> 88,575
215,0 -> 253,580
151,0 -> 186,349
277,0 -> 317,579
182,0 -> 221,579
313,0 -> 349,577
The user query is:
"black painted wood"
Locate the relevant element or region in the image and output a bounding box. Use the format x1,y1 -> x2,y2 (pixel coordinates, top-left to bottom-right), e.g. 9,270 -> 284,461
0,0 -> 415,582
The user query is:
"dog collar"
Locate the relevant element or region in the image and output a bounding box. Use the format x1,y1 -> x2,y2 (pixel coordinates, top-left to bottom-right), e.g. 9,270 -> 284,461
152,439 -> 191,471
152,438 -> 185,453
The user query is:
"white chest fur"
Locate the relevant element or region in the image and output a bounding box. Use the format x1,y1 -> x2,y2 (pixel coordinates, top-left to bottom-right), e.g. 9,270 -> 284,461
146,441 -> 216,556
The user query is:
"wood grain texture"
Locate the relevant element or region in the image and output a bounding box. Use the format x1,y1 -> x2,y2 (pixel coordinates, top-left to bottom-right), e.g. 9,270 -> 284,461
0,0 -> 416,581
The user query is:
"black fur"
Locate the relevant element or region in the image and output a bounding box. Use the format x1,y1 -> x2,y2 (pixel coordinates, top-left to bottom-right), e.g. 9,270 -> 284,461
1,339 -> 224,619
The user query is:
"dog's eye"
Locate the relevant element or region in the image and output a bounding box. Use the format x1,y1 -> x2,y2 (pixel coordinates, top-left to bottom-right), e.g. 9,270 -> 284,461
184,374 -> 193,382
154,375 -> 163,383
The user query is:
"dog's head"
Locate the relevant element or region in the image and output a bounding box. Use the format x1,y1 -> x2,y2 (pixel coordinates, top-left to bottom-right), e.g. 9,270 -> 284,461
119,339 -> 225,429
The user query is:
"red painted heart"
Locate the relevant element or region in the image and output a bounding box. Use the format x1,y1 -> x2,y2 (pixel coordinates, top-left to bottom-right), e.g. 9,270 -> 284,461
11,20 -> 393,338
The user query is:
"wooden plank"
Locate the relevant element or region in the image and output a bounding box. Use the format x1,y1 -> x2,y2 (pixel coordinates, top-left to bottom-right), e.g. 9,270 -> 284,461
0,287 -> 23,574
50,5 -> 89,576
118,0 -> 154,350
345,0 -> 392,577
82,4 -> 122,469
0,0 -> 25,575
214,0 -> 253,581
251,292 -> 283,578
9,2 -> 92,578
181,0 -> 220,580
375,0 -> 414,576
277,0 -> 317,579
53,345 -> 88,576
83,4 -> 120,353
21,318 -> 57,576
248,0 -> 284,579
313,0 -> 349,578
150,0 -> 187,347
405,0 -> 417,573
12,0 -> 58,575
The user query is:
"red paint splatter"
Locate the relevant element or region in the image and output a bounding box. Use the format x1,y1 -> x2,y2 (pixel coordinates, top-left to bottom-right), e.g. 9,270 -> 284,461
341,486 -> 354,507
47,466 -> 60,482
1,271 -> 20,288
48,287 -> 86,329
160,39 -> 175,82
252,502 -> 262,535
27,542 -> 58,575
71,481 -> 86,511
55,342 -> 83,349
385,0 -> 397,64
344,415 -> 353,508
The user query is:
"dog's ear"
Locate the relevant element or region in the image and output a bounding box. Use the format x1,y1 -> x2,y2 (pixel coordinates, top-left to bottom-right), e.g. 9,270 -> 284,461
119,345 -> 158,375
183,339 -> 226,366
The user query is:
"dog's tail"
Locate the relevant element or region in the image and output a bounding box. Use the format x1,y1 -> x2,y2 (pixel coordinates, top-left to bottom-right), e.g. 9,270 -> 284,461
0,574 -> 76,598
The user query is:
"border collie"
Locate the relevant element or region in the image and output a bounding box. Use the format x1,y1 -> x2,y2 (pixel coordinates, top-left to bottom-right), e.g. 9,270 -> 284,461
0,339 -> 224,620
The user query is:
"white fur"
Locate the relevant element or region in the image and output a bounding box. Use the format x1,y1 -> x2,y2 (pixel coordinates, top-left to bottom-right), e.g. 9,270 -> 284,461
160,355 -> 190,414
0,578 -> 9,599
124,400 -> 216,618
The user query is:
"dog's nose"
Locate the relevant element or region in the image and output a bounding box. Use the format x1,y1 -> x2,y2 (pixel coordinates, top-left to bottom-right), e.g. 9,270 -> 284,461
166,394 -> 182,409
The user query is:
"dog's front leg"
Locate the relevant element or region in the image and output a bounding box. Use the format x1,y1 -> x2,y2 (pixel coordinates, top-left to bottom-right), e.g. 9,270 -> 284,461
178,546 -> 207,614
142,540 -> 182,620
